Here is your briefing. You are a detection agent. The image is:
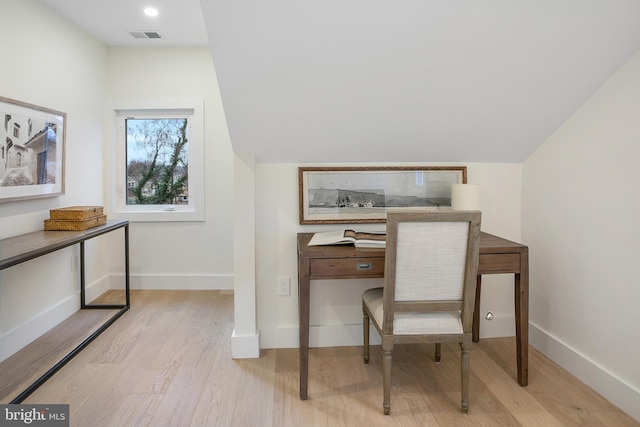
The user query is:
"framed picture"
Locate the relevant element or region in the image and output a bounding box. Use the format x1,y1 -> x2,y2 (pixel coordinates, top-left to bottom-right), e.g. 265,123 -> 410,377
299,166 -> 467,224
0,96 -> 65,203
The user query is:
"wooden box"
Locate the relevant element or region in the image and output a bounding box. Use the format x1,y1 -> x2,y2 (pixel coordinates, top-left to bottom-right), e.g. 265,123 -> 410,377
44,215 -> 107,231
49,206 -> 104,221
45,206 -> 106,231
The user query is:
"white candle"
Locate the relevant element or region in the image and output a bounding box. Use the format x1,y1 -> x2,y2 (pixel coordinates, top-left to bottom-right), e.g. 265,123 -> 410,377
451,184 -> 480,210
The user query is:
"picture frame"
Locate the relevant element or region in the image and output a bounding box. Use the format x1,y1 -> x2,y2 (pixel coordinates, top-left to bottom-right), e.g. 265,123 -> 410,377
0,96 -> 65,203
299,166 -> 467,224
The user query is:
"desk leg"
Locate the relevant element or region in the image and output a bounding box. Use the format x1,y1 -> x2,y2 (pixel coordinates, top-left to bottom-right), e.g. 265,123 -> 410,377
80,241 -> 87,308
124,224 -> 130,307
298,259 -> 310,400
473,275 -> 482,342
515,252 -> 529,386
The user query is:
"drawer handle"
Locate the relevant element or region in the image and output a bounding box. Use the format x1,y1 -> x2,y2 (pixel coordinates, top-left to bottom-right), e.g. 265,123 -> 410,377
357,263 -> 373,270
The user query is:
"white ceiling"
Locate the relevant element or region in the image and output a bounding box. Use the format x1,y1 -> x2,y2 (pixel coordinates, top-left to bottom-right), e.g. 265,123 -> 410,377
40,0 -> 640,163
39,0 -> 209,46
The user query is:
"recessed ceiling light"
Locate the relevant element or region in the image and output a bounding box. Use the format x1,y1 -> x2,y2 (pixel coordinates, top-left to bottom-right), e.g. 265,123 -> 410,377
144,7 -> 159,17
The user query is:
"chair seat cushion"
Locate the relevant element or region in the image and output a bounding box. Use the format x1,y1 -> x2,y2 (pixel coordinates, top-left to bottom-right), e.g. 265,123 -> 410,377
363,287 -> 463,335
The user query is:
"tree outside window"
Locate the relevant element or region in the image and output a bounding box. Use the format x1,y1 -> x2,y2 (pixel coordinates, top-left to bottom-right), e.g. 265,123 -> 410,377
111,100 -> 204,222
126,118 -> 188,205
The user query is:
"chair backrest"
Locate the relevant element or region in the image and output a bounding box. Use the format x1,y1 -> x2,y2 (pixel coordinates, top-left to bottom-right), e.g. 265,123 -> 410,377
382,210 -> 481,335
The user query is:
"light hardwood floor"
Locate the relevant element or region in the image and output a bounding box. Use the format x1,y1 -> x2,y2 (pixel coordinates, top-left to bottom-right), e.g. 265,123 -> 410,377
1,290 -> 637,427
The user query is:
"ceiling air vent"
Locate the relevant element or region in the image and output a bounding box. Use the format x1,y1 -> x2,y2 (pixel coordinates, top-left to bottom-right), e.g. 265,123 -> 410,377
129,31 -> 162,39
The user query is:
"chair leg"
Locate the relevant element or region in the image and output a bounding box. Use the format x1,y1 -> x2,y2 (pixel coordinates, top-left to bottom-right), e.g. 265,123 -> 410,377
363,307 -> 370,364
460,335 -> 471,414
435,343 -> 441,363
382,347 -> 392,415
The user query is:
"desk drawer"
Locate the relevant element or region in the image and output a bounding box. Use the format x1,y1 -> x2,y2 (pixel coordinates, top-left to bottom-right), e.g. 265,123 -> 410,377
310,257 -> 385,279
479,253 -> 520,274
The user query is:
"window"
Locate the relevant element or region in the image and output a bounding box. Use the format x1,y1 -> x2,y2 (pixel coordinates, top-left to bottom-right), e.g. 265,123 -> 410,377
111,99 -> 204,221
125,117 -> 189,206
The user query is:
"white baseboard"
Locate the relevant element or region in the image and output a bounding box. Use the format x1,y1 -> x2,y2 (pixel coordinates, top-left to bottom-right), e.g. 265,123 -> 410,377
86,274 -> 235,297
260,311 -> 515,350
0,277 -> 119,363
0,295 -> 78,363
231,328 -> 260,358
259,323 -> 382,349
110,273 -> 234,290
85,274 -> 112,302
259,314 -> 517,350
530,322 -> 640,423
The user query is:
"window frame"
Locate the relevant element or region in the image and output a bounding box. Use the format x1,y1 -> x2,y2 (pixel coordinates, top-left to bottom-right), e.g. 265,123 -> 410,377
109,99 -> 205,222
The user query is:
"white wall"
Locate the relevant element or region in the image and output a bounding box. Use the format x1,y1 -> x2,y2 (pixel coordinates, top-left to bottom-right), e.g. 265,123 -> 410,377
254,162 -> 522,349
523,49 -> 640,421
103,47 -> 235,290
0,0 -> 110,361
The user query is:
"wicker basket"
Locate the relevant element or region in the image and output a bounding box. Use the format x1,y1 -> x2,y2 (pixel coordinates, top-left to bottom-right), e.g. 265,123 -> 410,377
44,215 -> 107,231
49,206 -> 104,221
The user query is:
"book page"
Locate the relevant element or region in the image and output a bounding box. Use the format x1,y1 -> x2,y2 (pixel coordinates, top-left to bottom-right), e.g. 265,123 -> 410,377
352,231 -> 386,248
307,230 -> 354,246
351,231 -> 385,243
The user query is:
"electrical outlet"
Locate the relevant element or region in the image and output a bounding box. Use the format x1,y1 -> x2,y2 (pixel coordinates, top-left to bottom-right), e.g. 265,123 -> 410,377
277,276 -> 290,296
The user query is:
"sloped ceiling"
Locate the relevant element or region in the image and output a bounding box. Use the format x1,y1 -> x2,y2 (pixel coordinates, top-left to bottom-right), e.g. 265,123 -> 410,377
202,0 -> 640,163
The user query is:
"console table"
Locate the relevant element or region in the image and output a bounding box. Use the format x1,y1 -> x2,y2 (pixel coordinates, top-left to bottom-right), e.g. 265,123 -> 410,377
0,219 -> 130,403
297,231 -> 529,400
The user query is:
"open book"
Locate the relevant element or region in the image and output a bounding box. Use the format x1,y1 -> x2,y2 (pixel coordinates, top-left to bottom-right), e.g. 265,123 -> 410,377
308,230 -> 386,248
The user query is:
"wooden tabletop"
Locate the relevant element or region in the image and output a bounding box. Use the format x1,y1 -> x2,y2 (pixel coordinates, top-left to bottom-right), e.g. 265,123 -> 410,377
0,219 -> 128,271
298,231 -> 527,256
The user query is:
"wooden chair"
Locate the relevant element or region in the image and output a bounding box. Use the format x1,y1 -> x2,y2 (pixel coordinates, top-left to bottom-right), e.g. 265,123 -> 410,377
362,210 -> 481,415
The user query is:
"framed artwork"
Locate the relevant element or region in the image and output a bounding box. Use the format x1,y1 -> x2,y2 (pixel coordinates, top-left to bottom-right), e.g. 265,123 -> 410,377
0,96 -> 65,203
299,166 -> 467,224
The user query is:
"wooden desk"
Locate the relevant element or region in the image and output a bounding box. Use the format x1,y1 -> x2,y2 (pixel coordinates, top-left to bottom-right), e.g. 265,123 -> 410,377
0,220 -> 130,403
297,231 -> 528,400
